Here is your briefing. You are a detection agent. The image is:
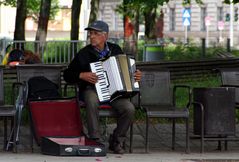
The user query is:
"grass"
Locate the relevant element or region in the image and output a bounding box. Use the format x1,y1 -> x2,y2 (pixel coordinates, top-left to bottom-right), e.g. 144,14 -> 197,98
173,75 -> 222,123
173,74 -> 221,107
136,41 -> 239,61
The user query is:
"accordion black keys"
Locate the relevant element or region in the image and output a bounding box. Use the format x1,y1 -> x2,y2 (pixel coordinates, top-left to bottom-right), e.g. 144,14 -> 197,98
90,54 -> 139,102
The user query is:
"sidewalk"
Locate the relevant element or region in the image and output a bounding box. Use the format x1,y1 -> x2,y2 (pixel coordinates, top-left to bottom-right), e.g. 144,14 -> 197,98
1,151 -> 239,162
1,123 -> 239,162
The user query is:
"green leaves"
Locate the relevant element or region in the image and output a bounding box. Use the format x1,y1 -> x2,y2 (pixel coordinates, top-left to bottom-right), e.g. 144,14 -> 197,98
224,0 -> 239,4
0,0 -> 17,7
0,0 -> 59,22
182,0 -> 203,6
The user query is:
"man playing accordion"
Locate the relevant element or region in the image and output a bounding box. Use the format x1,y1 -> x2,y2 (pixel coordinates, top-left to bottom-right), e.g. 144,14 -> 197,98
63,20 -> 141,154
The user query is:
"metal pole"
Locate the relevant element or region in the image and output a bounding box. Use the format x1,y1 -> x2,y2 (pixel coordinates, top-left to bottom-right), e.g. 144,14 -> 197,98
230,0 -> 234,47
185,26 -> 188,44
219,30 -> 222,43
206,26 -> 209,47
227,38 -> 231,52
202,38 -> 206,58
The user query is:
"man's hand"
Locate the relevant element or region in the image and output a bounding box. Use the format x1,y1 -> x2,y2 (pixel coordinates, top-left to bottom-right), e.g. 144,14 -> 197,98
80,72 -> 98,84
134,69 -> 142,82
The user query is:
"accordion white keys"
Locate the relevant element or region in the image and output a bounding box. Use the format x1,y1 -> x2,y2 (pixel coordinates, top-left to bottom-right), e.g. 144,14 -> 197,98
90,54 -> 139,102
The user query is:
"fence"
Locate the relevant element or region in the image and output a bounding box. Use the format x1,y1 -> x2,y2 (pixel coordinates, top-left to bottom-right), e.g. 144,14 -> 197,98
0,38 -> 124,64
0,40 -> 87,64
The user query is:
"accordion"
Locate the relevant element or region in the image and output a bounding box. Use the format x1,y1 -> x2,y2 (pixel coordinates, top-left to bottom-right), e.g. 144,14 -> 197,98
90,54 -> 139,102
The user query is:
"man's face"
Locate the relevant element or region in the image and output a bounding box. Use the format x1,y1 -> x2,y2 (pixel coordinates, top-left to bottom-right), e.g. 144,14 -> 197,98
88,30 -> 108,50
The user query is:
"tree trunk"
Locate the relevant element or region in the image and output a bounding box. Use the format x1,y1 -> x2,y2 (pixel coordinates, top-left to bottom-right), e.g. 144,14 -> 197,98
89,0 -> 99,24
70,0 -> 82,56
86,0 -> 99,42
35,0 -> 51,56
123,16 -> 137,58
14,0 -> 27,49
133,9 -> 140,60
144,7 -> 157,42
123,10 -> 140,59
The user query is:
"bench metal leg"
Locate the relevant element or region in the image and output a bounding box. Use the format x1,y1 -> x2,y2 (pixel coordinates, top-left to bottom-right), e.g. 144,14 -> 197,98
129,124 -> 133,153
186,118 -> 190,153
172,119 -> 175,150
145,115 -> 149,153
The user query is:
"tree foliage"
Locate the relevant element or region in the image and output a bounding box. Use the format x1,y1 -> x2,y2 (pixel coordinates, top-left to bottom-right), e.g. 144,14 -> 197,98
182,0 -> 203,6
0,0 -> 16,6
224,0 -> 239,4
27,0 -> 59,22
183,0 -> 239,5
117,0 -> 170,41
117,0 -> 168,18
0,0 -> 59,22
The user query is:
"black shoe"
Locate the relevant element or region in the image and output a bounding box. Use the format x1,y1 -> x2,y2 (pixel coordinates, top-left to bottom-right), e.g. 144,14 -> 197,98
108,134 -> 114,151
112,142 -> 125,154
108,134 -> 125,154
89,137 -> 101,143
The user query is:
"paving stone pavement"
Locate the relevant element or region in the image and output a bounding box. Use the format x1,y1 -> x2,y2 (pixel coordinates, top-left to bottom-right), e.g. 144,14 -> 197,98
1,123 -> 239,162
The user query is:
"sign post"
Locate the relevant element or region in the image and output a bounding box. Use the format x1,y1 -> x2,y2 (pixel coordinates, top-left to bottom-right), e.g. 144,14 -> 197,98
205,16 -> 211,47
218,21 -> 224,43
230,0 -> 234,47
182,9 -> 191,44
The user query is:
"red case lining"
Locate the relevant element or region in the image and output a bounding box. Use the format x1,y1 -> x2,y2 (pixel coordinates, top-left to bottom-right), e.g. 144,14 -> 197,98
29,98 -> 83,144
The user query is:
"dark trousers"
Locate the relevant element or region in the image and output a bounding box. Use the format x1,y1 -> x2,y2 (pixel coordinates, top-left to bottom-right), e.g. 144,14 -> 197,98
83,88 -> 135,142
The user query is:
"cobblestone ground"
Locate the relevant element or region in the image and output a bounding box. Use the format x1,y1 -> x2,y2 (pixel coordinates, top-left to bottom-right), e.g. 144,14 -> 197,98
0,122 -> 239,162
2,123 -> 239,153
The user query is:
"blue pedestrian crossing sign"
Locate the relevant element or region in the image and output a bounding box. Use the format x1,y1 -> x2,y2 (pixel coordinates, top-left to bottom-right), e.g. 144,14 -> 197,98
182,9 -> 191,26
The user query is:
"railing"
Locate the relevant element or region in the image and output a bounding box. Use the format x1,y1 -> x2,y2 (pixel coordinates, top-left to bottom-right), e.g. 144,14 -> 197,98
1,40 -> 87,64
0,39 -> 124,64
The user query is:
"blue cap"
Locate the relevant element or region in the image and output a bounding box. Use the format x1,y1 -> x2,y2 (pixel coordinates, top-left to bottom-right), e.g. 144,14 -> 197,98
85,20 -> 109,33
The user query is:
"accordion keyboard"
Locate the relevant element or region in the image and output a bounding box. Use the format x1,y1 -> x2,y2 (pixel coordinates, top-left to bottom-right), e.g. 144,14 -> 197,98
90,62 -> 111,102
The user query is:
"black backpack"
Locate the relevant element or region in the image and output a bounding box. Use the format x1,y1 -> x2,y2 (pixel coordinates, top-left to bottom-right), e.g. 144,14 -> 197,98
27,76 -> 61,100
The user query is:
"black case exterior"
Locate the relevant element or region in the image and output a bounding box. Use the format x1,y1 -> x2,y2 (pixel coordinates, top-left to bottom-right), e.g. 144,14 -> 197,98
41,136 -> 106,156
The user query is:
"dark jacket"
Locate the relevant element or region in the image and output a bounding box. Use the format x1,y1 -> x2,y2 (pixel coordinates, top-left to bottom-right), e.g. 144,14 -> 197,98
63,42 -> 123,91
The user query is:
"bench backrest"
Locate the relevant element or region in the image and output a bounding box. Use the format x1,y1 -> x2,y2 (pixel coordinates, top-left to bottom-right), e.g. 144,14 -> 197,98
16,64 -> 64,88
140,69 -> 172,106
219,68 -> 239,103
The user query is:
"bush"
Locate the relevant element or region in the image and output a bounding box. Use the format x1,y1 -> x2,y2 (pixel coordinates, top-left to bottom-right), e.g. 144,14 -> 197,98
136,40 -> 239,61
43,41 -> 84,64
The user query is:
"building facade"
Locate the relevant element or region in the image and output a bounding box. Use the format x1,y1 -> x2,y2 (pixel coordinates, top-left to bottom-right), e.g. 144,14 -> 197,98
0,0 -> 124,41
162,0 -> 239,48
98,0 -> 124,38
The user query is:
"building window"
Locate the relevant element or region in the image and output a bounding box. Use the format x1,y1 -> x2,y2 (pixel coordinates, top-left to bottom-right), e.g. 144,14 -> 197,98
169,8 -> 175,31
201,7 -> 207,31
217,7 -> 223,21
217,7 -> 223,31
